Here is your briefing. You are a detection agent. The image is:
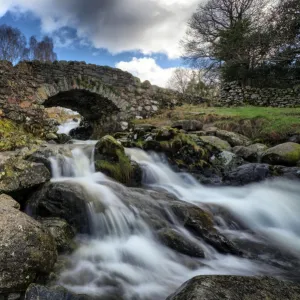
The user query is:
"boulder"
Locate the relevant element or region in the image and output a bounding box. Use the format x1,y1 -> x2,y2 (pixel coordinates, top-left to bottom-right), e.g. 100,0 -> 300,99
95,136 -> 142,186
40,218 -> 76,253
0,155 -> 50,196
0,194 -> 20,210
172,120 -> 203,131
166,275 -> 300,300
215,130 -> 251,147
24,284 -> 91,300
232,143 -> 268,162
200,136 -> 231,151
26,145 -> 72,174
157,228 -> 205,258
168,202 -> 241,255
224,163 -> 271,186
0,200 -> 57,292
211,151 -> 244,173
27,181 -> 92,234
261,142 -> 300,166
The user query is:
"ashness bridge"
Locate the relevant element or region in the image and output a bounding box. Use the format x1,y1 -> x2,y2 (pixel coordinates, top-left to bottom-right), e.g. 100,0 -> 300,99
0,60 -> 179,137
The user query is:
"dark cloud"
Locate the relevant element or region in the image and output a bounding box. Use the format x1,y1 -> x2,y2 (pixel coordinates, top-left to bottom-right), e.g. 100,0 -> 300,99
2,0 -> 199,57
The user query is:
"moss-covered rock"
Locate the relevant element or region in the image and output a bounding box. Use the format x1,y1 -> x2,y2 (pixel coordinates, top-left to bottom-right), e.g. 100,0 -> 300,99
215,129 -> 251,147
0,118 -> 41,152
94,135 -> 142,186
200,136 -> 232,151
0,155 -> 51,197
261,142 -> 300,166
232,143 -> 268,162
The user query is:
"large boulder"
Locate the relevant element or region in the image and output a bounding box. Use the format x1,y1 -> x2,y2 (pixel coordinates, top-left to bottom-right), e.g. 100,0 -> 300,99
27,181 -> 93,234
157,228 -> 205,258
200,136 -> 231,151
232,143 -> 268,162
0,154 -> 50,197
0,198 -> 57,292
168,202 -> 241,255
40,218 -> 76,253
261,142 -> 300,166
171,120 -> 203,132
25,284 -> 91,300
215,130 -> 251,147
94,135 -> 142,186
211,151 -> 244,174
224,163 -> 271,186
166,275 -> 300,300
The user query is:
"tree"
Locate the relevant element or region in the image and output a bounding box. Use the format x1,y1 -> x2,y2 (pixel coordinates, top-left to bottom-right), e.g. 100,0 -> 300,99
182,0 -> 271,83
167,68 -> 218,98
30,36 -> 57,62
0,25 -> 28,64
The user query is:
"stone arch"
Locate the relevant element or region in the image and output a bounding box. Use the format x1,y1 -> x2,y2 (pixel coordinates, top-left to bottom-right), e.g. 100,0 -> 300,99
33,76 -> 130,138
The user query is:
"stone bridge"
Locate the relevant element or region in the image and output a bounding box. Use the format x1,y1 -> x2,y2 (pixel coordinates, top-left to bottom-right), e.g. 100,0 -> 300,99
0,60 -> 181,138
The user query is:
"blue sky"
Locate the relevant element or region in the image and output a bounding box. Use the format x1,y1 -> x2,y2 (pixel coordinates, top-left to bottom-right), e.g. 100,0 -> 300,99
0,0 -> 199,86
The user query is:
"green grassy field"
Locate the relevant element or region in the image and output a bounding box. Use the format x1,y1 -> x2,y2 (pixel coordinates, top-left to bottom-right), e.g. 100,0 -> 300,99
134,105 -> 300,144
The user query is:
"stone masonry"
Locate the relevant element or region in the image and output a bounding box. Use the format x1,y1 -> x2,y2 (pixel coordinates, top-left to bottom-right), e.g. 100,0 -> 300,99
0,60 -> 183,137
219,81 -> 300,107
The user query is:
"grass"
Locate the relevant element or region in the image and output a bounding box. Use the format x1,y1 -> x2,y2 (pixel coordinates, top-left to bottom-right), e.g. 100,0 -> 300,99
133,105 -> 300,144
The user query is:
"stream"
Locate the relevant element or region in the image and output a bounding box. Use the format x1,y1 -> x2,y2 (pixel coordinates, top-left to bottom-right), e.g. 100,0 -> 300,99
48,141 -> 300,300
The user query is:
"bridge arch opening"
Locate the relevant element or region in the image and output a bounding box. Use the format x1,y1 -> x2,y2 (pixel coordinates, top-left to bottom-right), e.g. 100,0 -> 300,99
44,89 -> 121,139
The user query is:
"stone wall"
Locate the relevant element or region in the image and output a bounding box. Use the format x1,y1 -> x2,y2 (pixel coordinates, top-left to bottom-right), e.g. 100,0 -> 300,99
0,60 -> 186,137
219,81 -> 300,107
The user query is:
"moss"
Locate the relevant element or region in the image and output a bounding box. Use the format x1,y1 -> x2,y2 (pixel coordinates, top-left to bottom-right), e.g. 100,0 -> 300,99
0,118 -> 40,151
95,150 -> 134,185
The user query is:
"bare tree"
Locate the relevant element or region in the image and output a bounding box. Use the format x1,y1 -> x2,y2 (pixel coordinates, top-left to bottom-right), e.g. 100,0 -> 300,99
167,68 -> 192,94
29,35 -> 57,62
0,25 -> 27,64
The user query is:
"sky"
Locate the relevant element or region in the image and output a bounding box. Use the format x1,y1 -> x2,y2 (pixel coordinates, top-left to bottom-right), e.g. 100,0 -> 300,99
0,0 -> 200,87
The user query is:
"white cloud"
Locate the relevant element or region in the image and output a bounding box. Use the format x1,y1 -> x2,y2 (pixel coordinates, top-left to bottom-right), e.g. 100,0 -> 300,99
116,57 -> 177,87
0,0 -> 200,58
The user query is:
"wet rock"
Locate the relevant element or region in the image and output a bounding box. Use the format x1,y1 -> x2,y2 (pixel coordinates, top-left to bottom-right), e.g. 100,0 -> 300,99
56,133 -> 72,144
95,135 -> 124,160
0,199 -> 57,292
200,136 -> 231,151
40,218 -> 76,253
27,181 -> 92,234
157,228 -> 205,258
224,163 -> 271,186
215,130 -> 251,147
24,284 -> 91,300
261,142 -> 300,166
0,156 -> 50,197
171,120 -> 203,132
232,143 -> 268,162
26,145 -> 72,174
69,125 -> 93,140
168,202 -> 241,255
166,275 -> 300,300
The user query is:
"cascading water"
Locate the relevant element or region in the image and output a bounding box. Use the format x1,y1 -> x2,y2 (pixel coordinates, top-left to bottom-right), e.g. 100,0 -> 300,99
50,145 -> 300,300
57,119 -> 81,135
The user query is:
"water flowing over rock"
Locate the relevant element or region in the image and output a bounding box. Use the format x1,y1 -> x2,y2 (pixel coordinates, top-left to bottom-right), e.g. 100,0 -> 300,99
0,198 -> 57,293
166,275 -> 300,300
27,181 -> 92,234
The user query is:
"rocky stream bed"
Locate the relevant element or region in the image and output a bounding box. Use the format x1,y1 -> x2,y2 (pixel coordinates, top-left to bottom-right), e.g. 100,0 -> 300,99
2,119 -> 300,299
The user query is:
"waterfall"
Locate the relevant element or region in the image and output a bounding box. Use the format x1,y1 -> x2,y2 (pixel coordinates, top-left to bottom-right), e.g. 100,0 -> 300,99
57,119 -> 80,135
49,146 -> 300,300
